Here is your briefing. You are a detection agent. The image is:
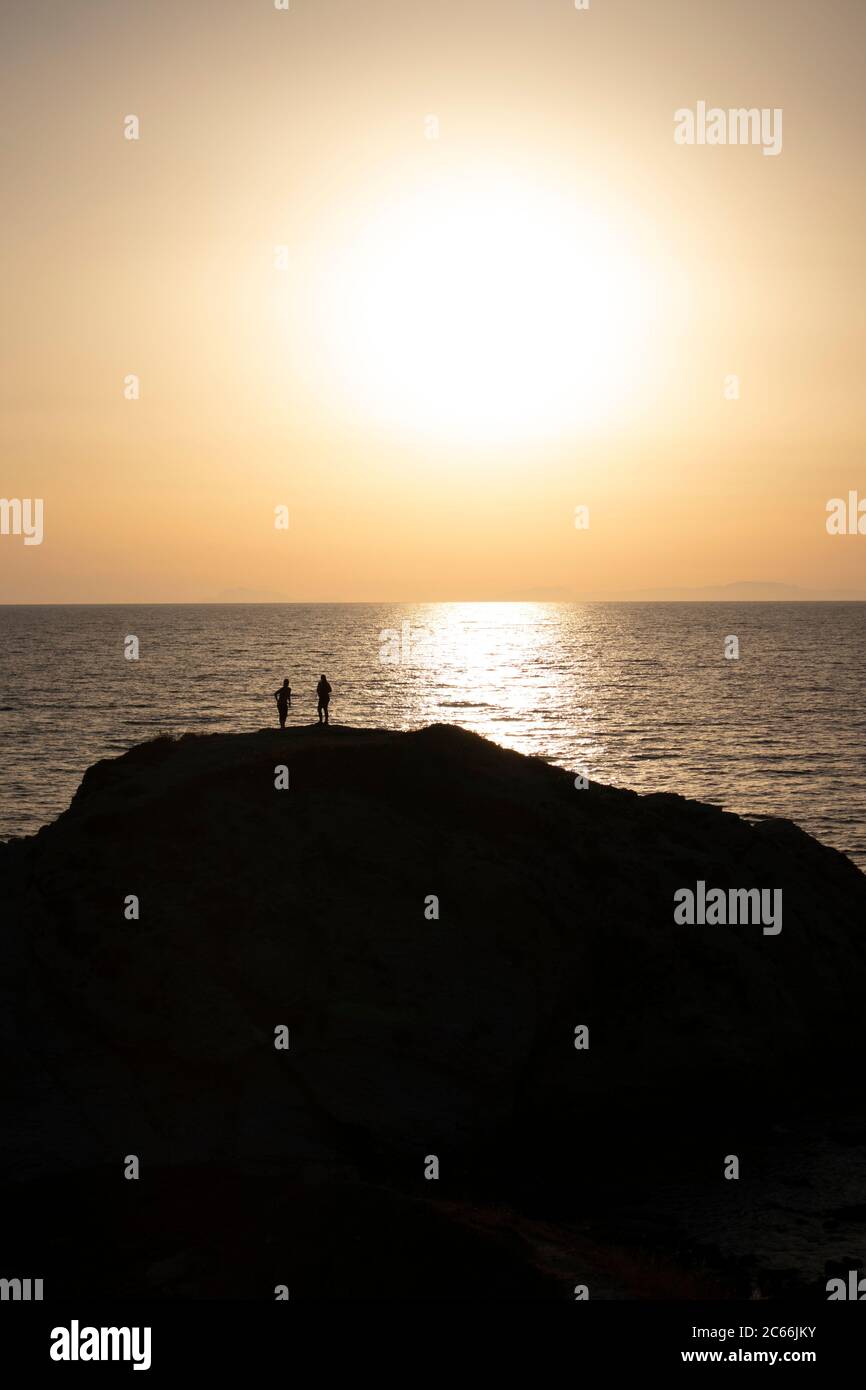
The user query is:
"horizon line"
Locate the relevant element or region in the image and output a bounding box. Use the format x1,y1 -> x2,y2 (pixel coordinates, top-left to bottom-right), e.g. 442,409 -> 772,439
3,597 -> 866,608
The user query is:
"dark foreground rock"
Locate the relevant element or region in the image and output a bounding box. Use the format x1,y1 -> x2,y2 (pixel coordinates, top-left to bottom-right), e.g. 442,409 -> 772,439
2,724 -> 865,1298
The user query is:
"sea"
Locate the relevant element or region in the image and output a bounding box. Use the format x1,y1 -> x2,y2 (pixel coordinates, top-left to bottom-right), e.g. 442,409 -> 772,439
1,601 -> 864,868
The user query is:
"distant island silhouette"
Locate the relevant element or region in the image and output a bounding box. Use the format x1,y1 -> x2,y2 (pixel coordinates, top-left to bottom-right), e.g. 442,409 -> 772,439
515,582 -> 866,602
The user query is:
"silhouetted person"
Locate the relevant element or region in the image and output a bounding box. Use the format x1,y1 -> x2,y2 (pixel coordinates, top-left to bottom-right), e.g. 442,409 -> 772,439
273,679 -> 291,729
316,674 -> 332,725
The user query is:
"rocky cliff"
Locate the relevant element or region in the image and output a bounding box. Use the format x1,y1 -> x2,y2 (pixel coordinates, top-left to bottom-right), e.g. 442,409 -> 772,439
2,724 -> 864,1297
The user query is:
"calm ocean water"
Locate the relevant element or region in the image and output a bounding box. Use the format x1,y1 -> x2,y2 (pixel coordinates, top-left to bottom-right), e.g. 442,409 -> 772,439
1,602 -> 864,867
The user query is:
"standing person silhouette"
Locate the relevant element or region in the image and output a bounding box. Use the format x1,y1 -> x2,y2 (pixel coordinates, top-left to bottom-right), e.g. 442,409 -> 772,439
273,679 -> 291,729
316,673 -> 332,725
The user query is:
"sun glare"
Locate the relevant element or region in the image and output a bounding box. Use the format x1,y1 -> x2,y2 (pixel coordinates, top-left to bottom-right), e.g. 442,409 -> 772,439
315,170 -> 656,444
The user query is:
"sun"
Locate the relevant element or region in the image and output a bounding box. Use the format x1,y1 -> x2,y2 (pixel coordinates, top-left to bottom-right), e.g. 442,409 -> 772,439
313,168 -> 656,445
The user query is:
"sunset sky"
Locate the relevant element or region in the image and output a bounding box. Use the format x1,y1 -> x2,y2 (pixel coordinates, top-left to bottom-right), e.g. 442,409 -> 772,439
2,0 -> 865,601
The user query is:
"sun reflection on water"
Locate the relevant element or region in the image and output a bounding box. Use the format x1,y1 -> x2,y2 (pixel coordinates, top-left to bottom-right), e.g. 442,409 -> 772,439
393,602 -> 603,774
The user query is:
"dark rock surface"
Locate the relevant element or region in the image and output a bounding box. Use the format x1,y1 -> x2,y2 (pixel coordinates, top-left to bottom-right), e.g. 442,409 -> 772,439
2,724 -> 865,1298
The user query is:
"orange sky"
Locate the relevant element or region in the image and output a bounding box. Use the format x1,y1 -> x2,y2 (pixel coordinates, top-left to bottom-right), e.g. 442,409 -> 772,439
1,0 -> 865,601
